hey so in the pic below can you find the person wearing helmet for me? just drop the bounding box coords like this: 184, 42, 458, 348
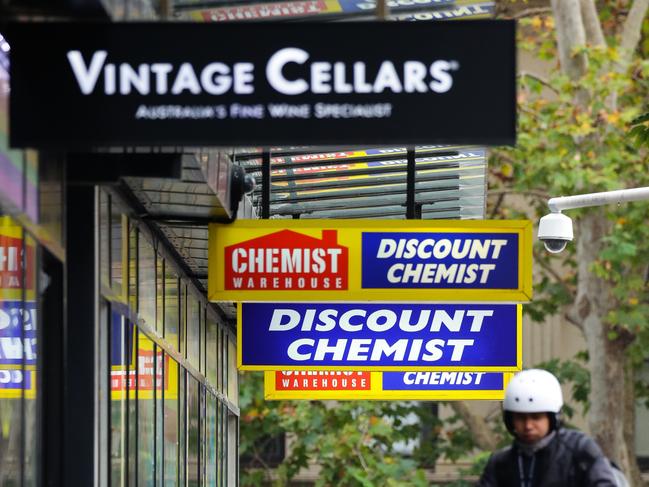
478, 369, 620, 486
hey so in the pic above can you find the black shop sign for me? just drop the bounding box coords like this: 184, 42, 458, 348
8, 21, 515, 148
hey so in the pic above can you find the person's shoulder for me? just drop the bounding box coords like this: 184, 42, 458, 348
557, 428, 604, 460
488, 444, 515, 464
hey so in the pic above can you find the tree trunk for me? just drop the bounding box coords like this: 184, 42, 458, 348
624, 363, 645, 487
576, 213, 634, 478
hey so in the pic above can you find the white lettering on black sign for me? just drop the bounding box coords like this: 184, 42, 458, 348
67, 48, 459, 97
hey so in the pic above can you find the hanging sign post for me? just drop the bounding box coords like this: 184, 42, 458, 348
209, 219, 533, 303
238, 302, 522, 371
264, 370, 512, 400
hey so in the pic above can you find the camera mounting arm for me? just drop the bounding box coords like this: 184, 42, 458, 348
548, 187, 649, 213
539, 186, 649, 253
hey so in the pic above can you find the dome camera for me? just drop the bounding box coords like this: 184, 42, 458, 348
538, 212, 573, 253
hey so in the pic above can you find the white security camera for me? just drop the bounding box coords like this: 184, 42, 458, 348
537, 212, 573, 253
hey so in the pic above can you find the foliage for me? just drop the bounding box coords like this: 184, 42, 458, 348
491, 11, 649, 375
239, 371, 496, 486
628, 111, 649, 147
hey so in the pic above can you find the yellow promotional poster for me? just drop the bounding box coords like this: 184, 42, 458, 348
0, 216, 36, 301
264, 370, 512, 401
111, 327, 178, 401
208, 219, 533, 303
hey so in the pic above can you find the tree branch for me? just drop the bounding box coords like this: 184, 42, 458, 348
518, 71, 560, 94
511, 7, 553, 19
489, 193, 505, 219
579, 0, 606, 47
564, 307, 584, 332
619, 0, 649, 69
487, 188, 550, 201
448, 401, 499, 451
533, 247, 577, 300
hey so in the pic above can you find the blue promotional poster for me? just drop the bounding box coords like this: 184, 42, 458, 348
239, 302, 522, 371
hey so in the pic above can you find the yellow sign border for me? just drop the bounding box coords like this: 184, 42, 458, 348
209, 219, 533, 303
238, 304, 523, 372
263, 371, 513, 401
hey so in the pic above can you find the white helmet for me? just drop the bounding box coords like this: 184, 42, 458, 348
503, 369, 563, 413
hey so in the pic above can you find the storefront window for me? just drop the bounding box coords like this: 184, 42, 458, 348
99, 191, 110, 288
111, 200, 123, 297
128, 223, 138, 312
178, 368, 186, 485
155, 350, 164, 485
138, 332, 156, 485
164, 357, 179, 486
187, 376, 200, 486
206, 317, 217, 388
228, 334, 238, 406
138, 236, 156, 329
0, 217, 37, 487
156, 258, 164, 335
187, 294, 200, 368
110, 312, 130, 486
164, 265, 179, 352
206, 393, 217, 486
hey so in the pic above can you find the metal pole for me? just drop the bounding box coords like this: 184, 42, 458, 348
406, 146, 416, 219
261, 150, 271, 219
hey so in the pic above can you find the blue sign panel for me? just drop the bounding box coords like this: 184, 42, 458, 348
382, 371, 503, 390
239, 302, 521, 371
361, 232, 519, 289
0, 369, 32, 390
338, 0, 454, 13
0, 301, 37, 366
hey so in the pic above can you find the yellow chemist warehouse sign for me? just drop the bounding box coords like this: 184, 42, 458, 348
208, 219, 532, 302
264, 370, 513, 401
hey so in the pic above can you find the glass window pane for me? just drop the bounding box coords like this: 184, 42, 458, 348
227, 335, 238, 406
111, 203, 123, 297
227, 412, 238, 487
178, 369, 186, 486
206, 318, 217, 388
128, 224, 138, 311
164, 357, 179, 486
206, 394, 217, 486
127, 325, 137, 486
187, 377, 200, 487
217, 326, 223, 393
0, 217, 29, 487
156, 350, 164, 486
23, 232, 38, 487
156, 258, 164, 335
200, 387, 206, 486
187, 294, 200, 367
138, 334, 156, 485
99, 190, 110, 288
110, 312, 129, 486
138, 235, 156, 328
180, 285, 187, 359
164, 266, 179, 352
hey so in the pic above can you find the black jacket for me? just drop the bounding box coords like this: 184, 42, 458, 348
478, 429, 618, 487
